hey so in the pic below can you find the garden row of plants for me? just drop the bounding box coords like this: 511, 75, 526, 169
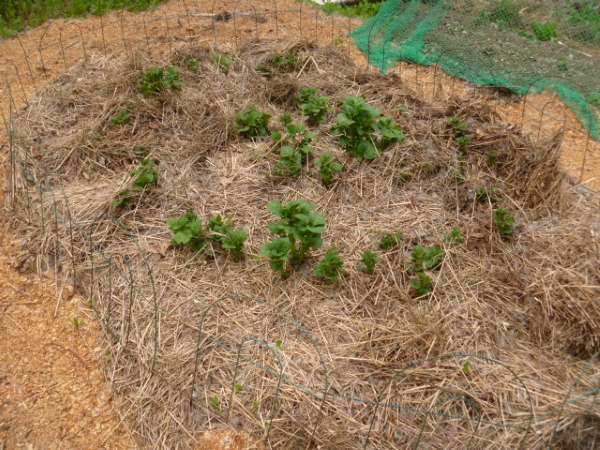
109, 59, 516, 297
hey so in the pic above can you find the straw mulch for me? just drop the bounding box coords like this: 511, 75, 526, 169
6, 40, 600, 449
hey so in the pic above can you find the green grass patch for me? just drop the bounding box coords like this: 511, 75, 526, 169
321, 0, 383, 19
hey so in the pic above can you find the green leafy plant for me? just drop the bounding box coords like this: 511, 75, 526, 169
322, 0, 382, 19
411, 245, 444, 272
275, 146, 303, 177
210, 395, 221, 411
532, 21, 557, 41
316, 152, 344, 187
272, 113, 315, 159
235, 106, 271, 138
234, 383, 244, 395
410, 272, 433, 297
256, 51, 299, 75
494, 208, 515, 236
213, 52, 233, 74
360, 250, 378, 275
314, 248, 344, 283
185, 56, 200, 73
475, 186, 496, 203
445, 227, 464, 245
379, 231, 404, 251
139, 65, 182, 96
113, 159, 158, 209
261, 200, 326, 275
462, 359, 473, 375
208, 215, 248, 260
296, 87, 330, 125
167, 209, 206, 252
72, 317, 85, 329
333, 96, 404, 161
448, 116, 469, 137
111, 109, 131, 125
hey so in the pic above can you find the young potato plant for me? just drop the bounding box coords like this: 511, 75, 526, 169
314, 248, 344, 283
379, 231, 404, 251
261, 200, 326, 276
256, 51, 299, 76
410, 272, 433, 297
445, 227, 464, 245
274, 146, 303, 178
139, 66, 182, 96
213, 52, 233, 74
208, 215, 249, 260
235, 106, 271, 138
360, 250, 378, 275
167, 209, 206, 252
333, 96, 404, 161
448, 116, 471, 153
411, 245, 445, 272
111, 109, 131, 126
272, 113, 315, 160
494, 208, 515, 237
296, 87, 330, 125
316, 152, 344, 187
113, 159, 158, 209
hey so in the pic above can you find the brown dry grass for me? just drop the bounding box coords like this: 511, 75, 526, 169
4, 38, 600, 449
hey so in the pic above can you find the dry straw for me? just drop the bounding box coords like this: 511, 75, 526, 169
4, 38, 600, 449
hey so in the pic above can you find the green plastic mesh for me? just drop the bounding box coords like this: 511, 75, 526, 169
351, 0, 600, 140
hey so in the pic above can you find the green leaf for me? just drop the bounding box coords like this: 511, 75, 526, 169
314, 248, 344, 283
360, 250, 378, 274
494, 208, 515, 237
445, 227, 464, 245
411, 272, 433, 297
235, 106, 271, 138
316, 152, 344, 187
411, 245, 444, 272
379, 232, 404, 251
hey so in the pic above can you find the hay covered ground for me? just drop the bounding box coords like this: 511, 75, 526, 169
7, 39, 600, 448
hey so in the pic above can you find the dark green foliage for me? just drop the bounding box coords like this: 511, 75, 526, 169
208, 215, 248, 260
448, 116, 469, 137
445, 227, 464, 245
185, 57, 200, 73
494, 208, 516, 236
112, 159, 157, 209
411, 245, 444, 272
213, 53, 233, 74
256, 51, 299, 75
532, 21, 557, 41
167, 210, 206, 252
479, 0, 522, 28
111, 109, 131, 125
235, 106, 271, 138
360, 250, 378, 275
275, 146, 303, 177
272, 113, 315, 159
333, 96, 404, 161
410, 272, 433, 297
316, 152, 344, 187
261, 200, 326, 275
322, 0, 382, 19
314, 248, 344, 283
139, 66, 182, 96
296, 87, 330, 125
379, 231, 404, 251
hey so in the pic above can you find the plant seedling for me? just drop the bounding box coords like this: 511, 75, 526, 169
208, 215, 248, 260
235, 106, 271, 138
213, 52, 233, 74
410, 272, 433, 297
360, 250, 378, 274
411, 245, 444, 272
112, 159, 158, 209
333, 96, 404, 161
272, 113, 315, 160
210, 395, 221, 412
494, 208, 515, 236
316, 152, 344, 187
186, 57, 200, 73
139, 66, 182, 96
296, 87, 330, 125
462, 359, 473, 375
475, 186, 495, 203
72, 317, 85, 329
111, 109, 131, 126
275, 146, 303, 177
532, 21, 557, 41
445, 227, 464, 245
234, 383, 244, 395
261, 200, 326, 275
314, 248, 344, 283
379, 231, 404, 251
167, 209, 206, 252
256, 51, 299, 76
448, 116, 469, 136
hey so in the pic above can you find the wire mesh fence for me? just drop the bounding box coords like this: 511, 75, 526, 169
1, 1, 600, 448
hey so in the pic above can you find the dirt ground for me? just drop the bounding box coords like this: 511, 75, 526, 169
0, 1, 598, 449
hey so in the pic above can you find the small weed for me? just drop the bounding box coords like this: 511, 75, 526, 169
360, 250, 378, 275
167, 209, 206, 252
316, 152, 344, 187
275, 146, 303, 177
213, 52, 233, 74
314, 248, 344, 283
234, 383, 244, 394
410, 272, 433, 297
322, 0, 382, 19
379, 231, 404, 251
296, 87, 330, 125
589, 92, 600, 108
445, 227, 464, 245
532, 21, 557, 41
494, 208, 515, 237
261, 200, 326, 276
411, 245, 444, 272
334, 36, 344, 46
252, 400, 261, 414
72, 317, 85, 329
448, 116, 469, 137
275, 339, 284, 350
475, 186, 495, 203
185, 57, 200, 73
479, 0, 522, 29
235, 106, 271, 138
210, 395, 221, 412
111, 109, 131, 125
113, 159, 158, 209
256, 51, 299, 76
139, 66, 182, 96
462, 359, 473, 375
333, 96, 404, 161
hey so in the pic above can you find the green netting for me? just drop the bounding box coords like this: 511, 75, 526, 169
351, 0, 600, 141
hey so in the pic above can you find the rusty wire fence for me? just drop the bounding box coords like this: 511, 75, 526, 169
1, 1, 600, 448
